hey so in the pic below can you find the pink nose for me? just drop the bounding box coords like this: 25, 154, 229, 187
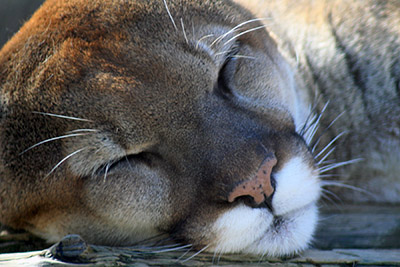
228, 155, 277, 204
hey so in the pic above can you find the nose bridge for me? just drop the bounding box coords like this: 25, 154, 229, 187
187, 122, 278, 205
165, 96, 280, 197
191, 103, 281, 203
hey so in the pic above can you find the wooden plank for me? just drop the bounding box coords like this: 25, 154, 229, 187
294, 249, 400, 265
314, 205, 400, 249
1, 245, 400, 266
1, 204, 400, 265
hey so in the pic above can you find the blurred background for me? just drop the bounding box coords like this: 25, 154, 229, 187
0, 0, 44, 47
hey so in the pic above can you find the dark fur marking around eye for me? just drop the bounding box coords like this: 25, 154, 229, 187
96, 152, 161, 176
214, 43, 241, 98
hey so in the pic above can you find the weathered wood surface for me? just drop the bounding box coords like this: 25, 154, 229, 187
1, 204, 400, 266
315, 204, 400, 249
1, 243, 400, 266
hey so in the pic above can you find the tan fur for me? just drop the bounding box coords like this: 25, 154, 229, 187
1, 0, 314, 251
235, 0, 400, 202
0, 0, 398, 256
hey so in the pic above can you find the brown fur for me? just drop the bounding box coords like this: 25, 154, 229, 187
2, 0, 398, 256
1, 0, 313, 251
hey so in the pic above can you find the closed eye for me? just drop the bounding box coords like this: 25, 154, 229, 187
96, 152, 162, 177
215, 43, 240, 98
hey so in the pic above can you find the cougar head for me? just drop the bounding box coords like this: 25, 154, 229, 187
0, 0, 320, 257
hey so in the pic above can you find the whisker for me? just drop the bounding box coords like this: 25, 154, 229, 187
260, 142, 269, 155
232, 55, 256, 60
304, 118, 319, 145
150, 243, 184, 249
212, 250, 218, 264
180, 18, 189, 44
304, 101, 330, 145
321, 180, 370, 194
32, 111, 92, 122
316, 147, 335, 165
215, 47, 240, 58
215, 50, 256, 60
125, 155, 135, 173
222, 25, 266, 46
94, 147, 103, 155
303, 100, 329, 138
177, 246, 193, 261
326, 110, 346, 129
259, 250, 267, 263
318, 214, 341, 222
217, 251, 223, 264
311, 111, 346, 152
214, 50, 232, 56
180, 244, 210, 263
321, 188, 342, 203
45, 147, 87, 177
318, 158, 362, 173
43, 74, 54, 84
299, 112, 317, 139
162, 0, 177, 31
212, 249, 223, 265
322, 180, 376, 200
66, 129, 99, 134
191, 19, 195, 38
319, 193, 339, 208
319, 173, 344, 178
103, 162, 111, 182
196, 34, 215, 50
294, 46, 300, 66
298, 97, 321, 136
319, 159, 337, 165
20, 133, 91, 155
314, 131, 346, 160
210, 18, 267, 47
152, 244, 192, 253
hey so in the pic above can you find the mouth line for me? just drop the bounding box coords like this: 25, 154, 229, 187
274, 199, 317, 217
272, 216, 284, 228
266, 201, 316, 232
242, 204, 312, 248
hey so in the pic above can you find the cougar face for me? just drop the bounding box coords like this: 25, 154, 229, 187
0, 0, 320, 257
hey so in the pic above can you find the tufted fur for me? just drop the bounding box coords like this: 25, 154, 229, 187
0, 0, 398, 258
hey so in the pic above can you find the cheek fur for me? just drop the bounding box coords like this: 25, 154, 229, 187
210, 204, 274, 253
273, 156, 320, 216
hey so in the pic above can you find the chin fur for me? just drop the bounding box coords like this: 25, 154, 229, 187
208, 157, 320, 257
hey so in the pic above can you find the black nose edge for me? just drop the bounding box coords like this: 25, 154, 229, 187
227, 156, 277, 212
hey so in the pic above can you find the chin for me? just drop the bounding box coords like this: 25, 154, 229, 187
208, 157, 320, 257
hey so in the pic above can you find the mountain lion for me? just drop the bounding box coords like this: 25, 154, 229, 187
1, 0, 399, 257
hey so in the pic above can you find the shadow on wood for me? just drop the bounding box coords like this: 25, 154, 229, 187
1, 204, 400, 266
